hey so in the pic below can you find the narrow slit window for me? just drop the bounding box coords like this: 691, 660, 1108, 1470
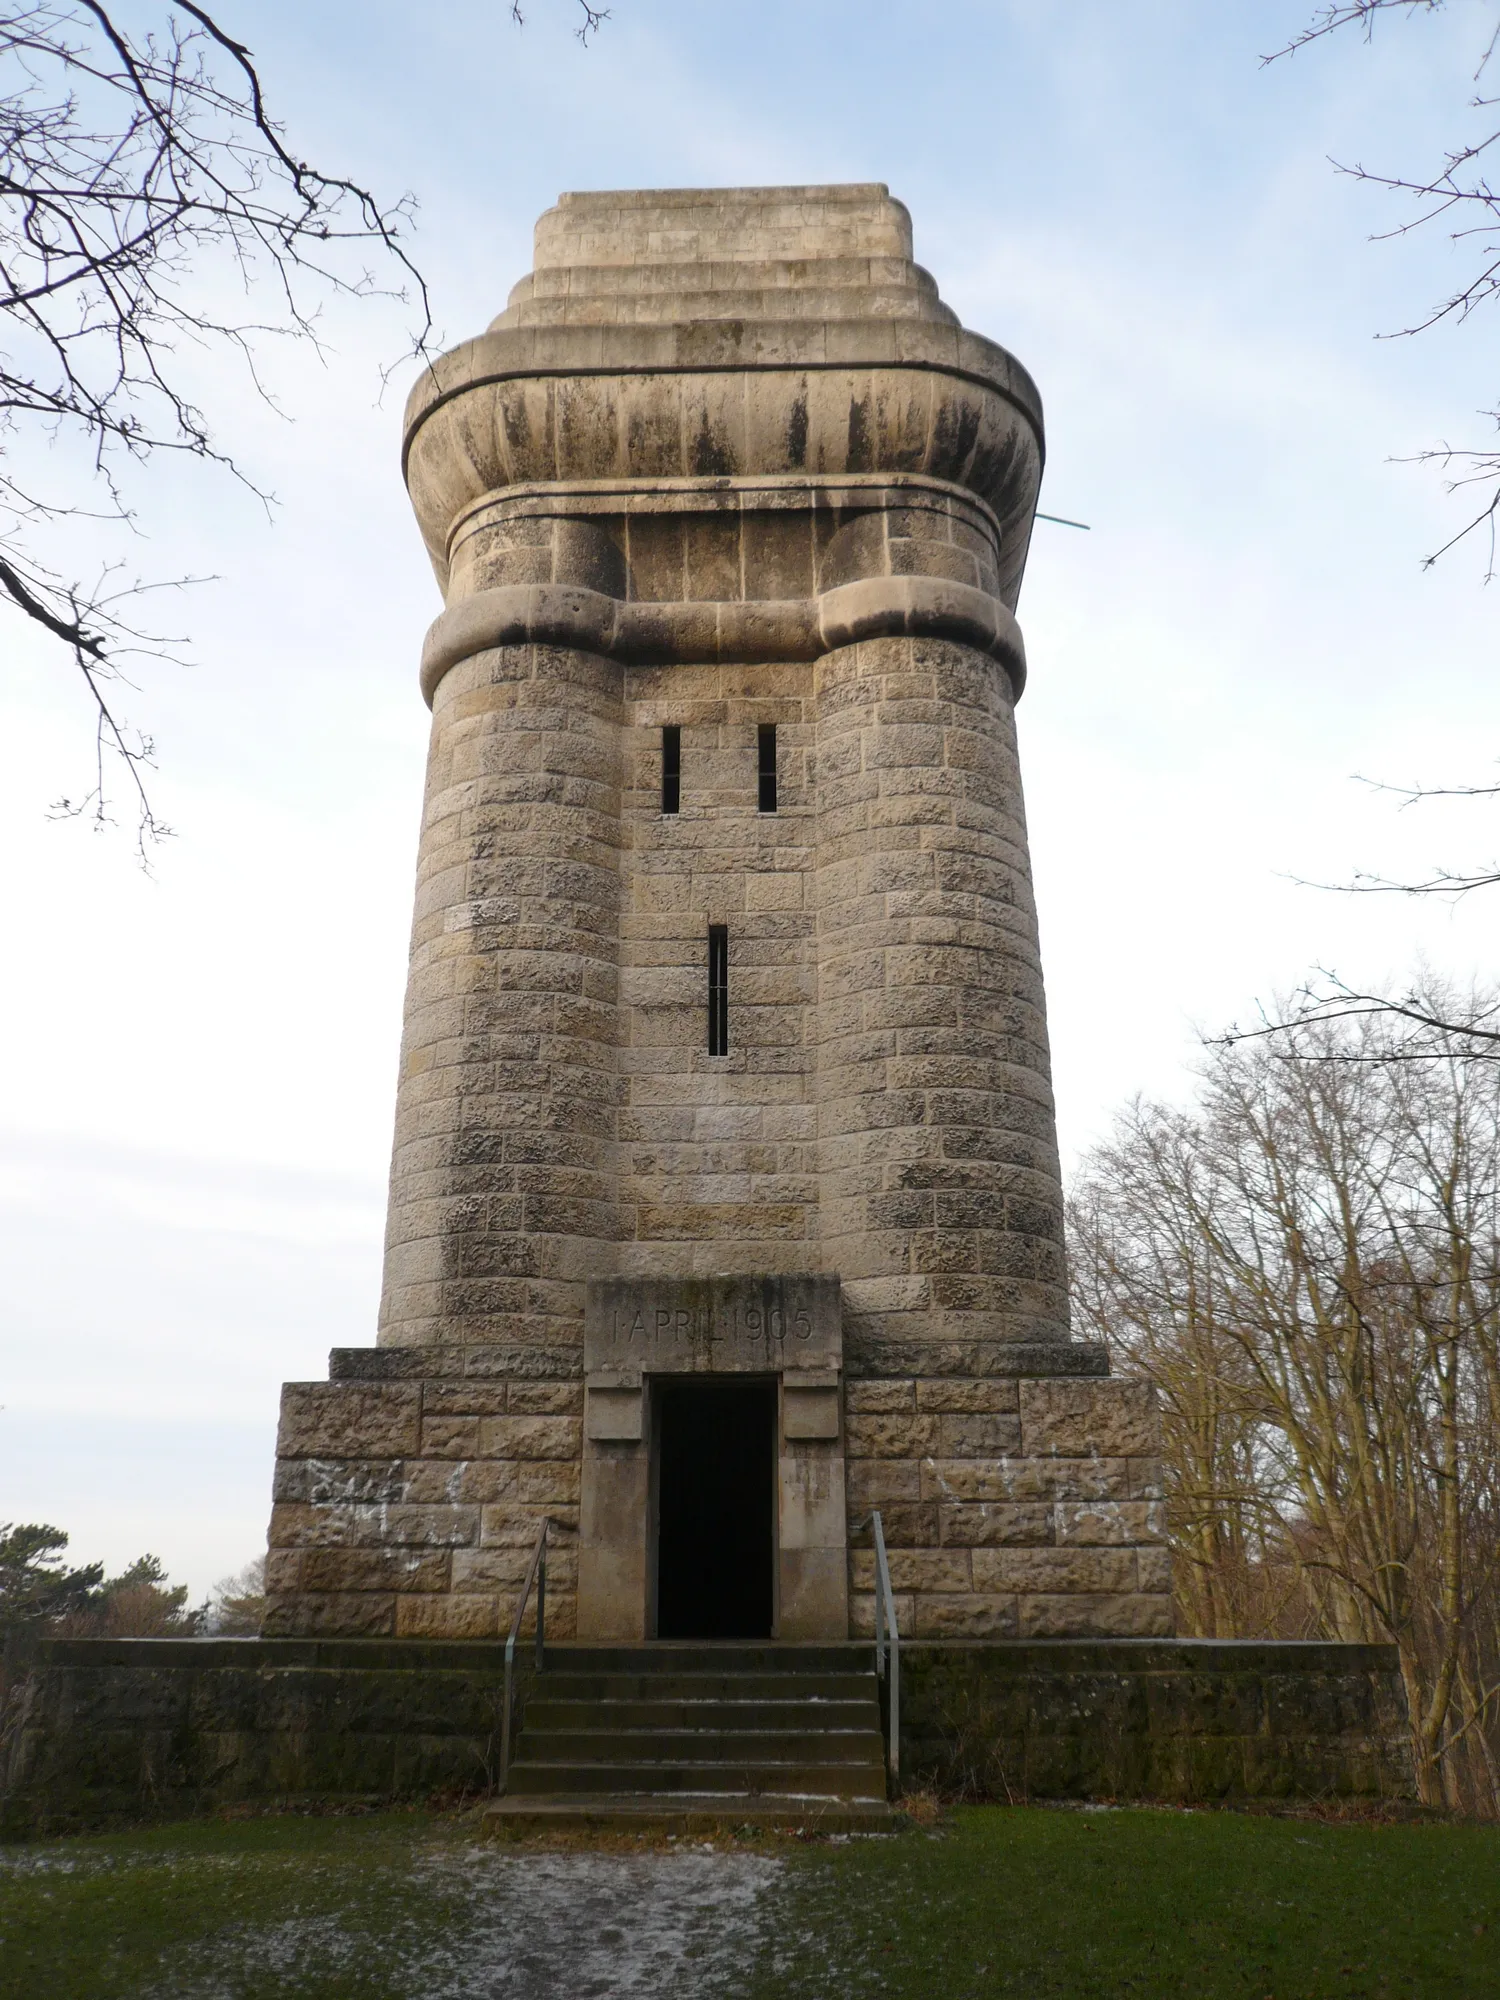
708, 924, 728, 1056
757, 722, 777, 813
661, 726, 681, 815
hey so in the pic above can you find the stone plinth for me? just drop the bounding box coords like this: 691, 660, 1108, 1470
262, 183, 1173, 1647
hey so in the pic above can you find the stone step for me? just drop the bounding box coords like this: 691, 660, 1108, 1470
531, 1672, 877, 1703
518, 1728, 886, 1764
503, 288, 950, 328
539, 1643, 873, 1673
522, 1697, 878, 1732
505, 1759, 887, 1799
483, 1794, 899, 1836
536, 1680, 880, 1712
499, 1645, 891, 1821
515, 255, 940, 298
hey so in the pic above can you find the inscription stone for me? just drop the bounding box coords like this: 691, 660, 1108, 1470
585, 1276, 841, 1382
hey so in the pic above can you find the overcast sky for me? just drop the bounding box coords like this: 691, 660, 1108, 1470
3, 0, 1497, 1597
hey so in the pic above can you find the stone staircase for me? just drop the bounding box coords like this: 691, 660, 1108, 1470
483, 1643, 894, 1833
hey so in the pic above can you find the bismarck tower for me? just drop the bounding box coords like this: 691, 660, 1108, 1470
264, 186, 1171, 1645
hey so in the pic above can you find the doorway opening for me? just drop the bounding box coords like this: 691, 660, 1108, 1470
654, 1377, 776, 1639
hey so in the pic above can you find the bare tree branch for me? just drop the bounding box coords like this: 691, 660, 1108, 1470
1281, 770, 1500, 908
1268, 4, 1500, 573
1217, 976, 1500, 1058
1268, 3, 1469, 71
510, 0, 609, 45
0, 0, 448, 849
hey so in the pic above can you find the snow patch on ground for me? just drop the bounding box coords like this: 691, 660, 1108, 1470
404, 1848, 785, 1998
143, 1846, 786, 1999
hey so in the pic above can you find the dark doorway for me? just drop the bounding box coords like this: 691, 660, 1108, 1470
655, 1378, 776, 1639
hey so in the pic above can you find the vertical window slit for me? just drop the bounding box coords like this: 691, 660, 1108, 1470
757, 722, 777, 813
708, 924, 728, 1056
661, 725, 681, 815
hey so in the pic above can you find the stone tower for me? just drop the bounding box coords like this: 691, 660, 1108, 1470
265, 186, 1170, 1644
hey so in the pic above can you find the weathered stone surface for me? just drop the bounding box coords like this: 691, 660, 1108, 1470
271, 1459, 407, 1506
474, 1503, 579, 1548
936, 1414, 1024, 1457
937, 1502, 1054, 1547
259, 184, 1173, 1647
271, 1549, 450, 1594
845, 1413, 941, 1459
1055, 1499, 1166, 1546
507, 1383, 584, 1416
898, 1639, 1414, 1804
585, 1274, 841, 1377
269, 1503, 479, 1551
916, 1379, 1021, 1414
477, 1415, 581, 1461
331, 1345, 584, 1382
851, 1549, 971, 1594
277, 1384, 421, 1459
919, 1456, 1133, 1503
420, 1415, 481, 1458
261, 1592, 396, 1638
846, 1379, 916, 1414
1020, 1380, 1161, 1458
1137, 1545, 1175, 1593
972, 1547, 1139, 1595
846, 1459, 921, 1506
0, 1637, 1412, 1834
1017, 1592, 1174, 1639
392, 1594, 500, 1641
913, 1594, 1020, 1640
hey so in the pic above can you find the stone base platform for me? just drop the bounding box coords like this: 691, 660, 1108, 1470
1, 1635, 1412, 1834
265, 1331, 1175, 1646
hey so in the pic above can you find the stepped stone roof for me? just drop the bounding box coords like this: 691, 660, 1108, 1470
492, 184, 960, 331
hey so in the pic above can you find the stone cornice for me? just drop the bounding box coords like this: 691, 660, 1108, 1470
401, 318, 1045, 473
419, 574, 1028, 705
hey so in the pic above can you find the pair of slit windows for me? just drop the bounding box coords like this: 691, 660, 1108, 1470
660, 725, 777, 815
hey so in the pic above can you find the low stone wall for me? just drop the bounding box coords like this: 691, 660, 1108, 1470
899, 1639, 1414, 1802
0, 1637, 531, 1836
1, 1635, 1411, 1834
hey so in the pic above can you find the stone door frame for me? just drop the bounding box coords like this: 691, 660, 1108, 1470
577, 1276, 849, 1641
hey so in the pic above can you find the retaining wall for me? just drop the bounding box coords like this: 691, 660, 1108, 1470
1, 1635, 1411, 1835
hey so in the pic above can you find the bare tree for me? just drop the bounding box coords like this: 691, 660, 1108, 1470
1250, 11, 1500, 1044
206, 1552, 264, 1633
0, 1, 606, 852
1272, 2, 1500, 573
1072, 1000, 1500, 1812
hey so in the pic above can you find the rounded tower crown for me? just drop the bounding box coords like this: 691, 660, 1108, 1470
402, 183, 1044, 614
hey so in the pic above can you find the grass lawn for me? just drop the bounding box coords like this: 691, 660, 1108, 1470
0, 1804, 1497, 1999
768, 1806, 1500, 1999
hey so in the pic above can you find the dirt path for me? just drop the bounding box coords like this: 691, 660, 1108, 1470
143, 1845, 787, 1999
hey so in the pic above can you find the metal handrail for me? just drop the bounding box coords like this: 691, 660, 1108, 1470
868, 1509, 900, 1790
498, 1519, 550, 1796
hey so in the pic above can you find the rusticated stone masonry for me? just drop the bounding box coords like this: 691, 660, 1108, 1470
263, 184, 1173, 1646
